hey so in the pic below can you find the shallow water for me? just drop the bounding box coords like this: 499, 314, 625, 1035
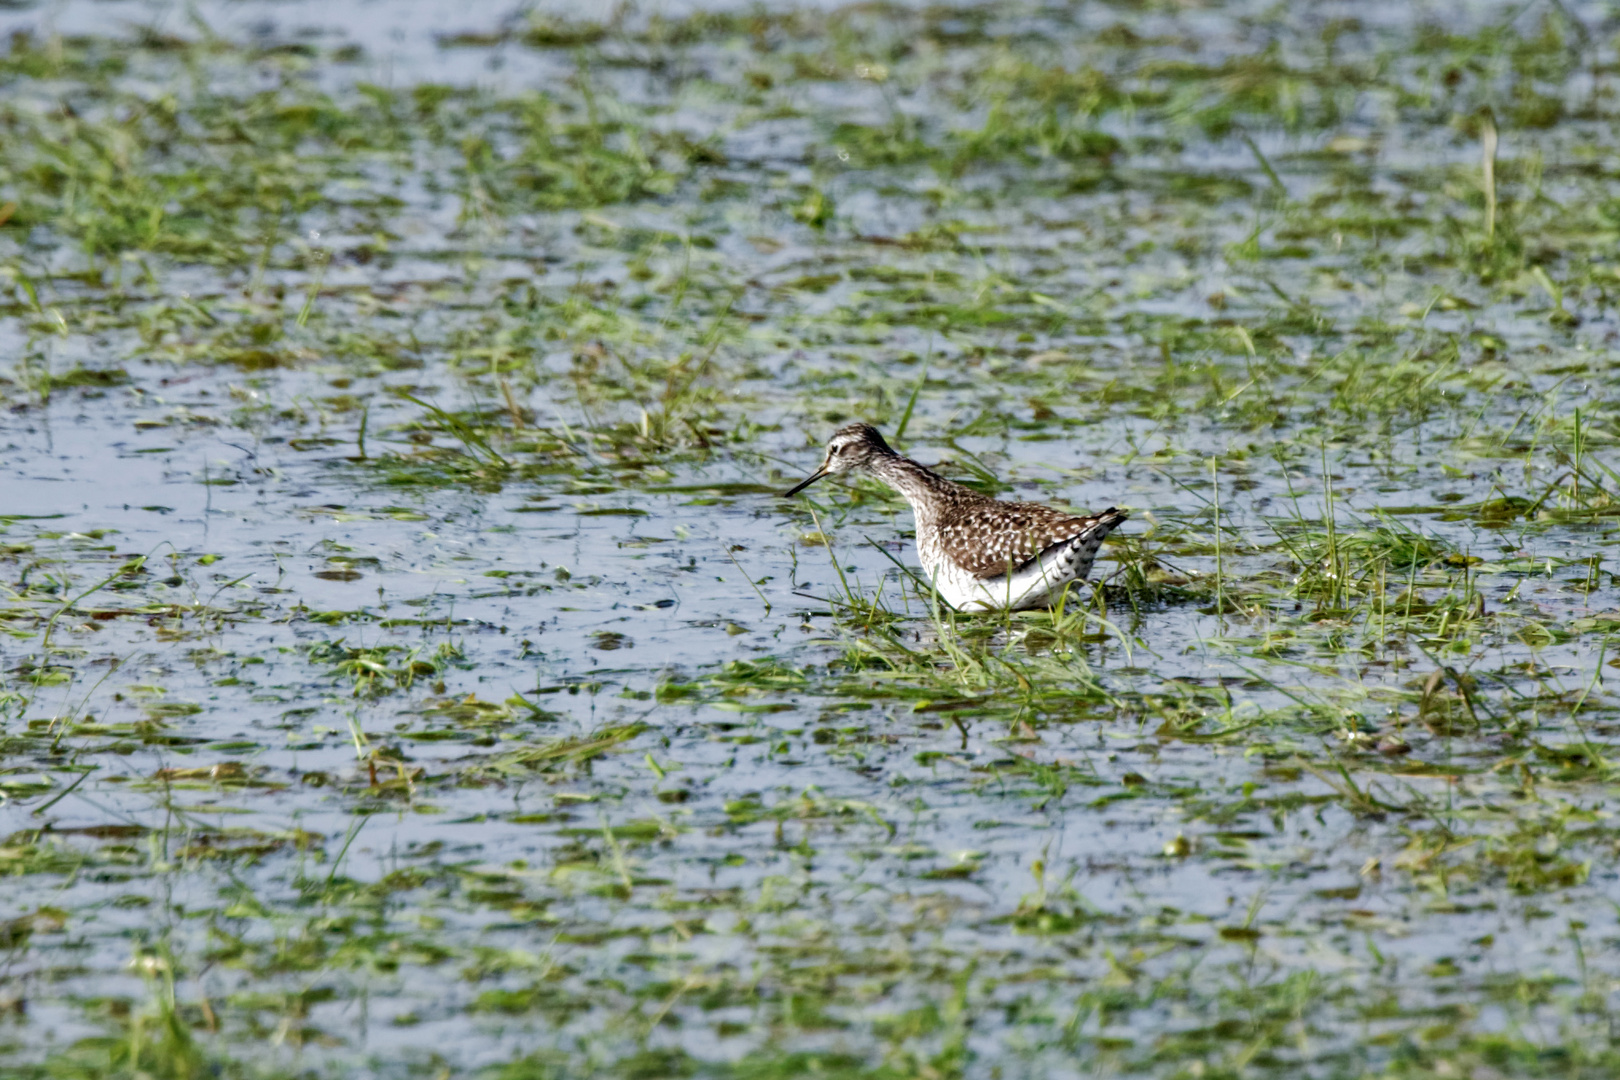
3, 1, 1620, 1077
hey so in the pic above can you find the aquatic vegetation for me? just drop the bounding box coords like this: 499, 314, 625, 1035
3, 2, 1620, 1078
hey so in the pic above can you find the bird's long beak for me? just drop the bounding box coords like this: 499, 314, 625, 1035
782, 465, 829, 497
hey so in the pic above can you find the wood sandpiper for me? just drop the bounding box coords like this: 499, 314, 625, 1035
783, 423, 1127, 611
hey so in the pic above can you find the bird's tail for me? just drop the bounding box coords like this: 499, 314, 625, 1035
1093, 506, 1129, 533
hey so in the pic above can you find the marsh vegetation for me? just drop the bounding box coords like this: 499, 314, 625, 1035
3, 1, 1620, 1077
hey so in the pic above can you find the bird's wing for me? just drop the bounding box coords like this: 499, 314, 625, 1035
938, 503, 1124, 580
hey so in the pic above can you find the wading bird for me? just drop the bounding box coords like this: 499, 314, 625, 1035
783, 424, 1127, 611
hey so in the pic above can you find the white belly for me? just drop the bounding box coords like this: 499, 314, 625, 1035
918, 527, 1112, 612
925, 554, 1087, 612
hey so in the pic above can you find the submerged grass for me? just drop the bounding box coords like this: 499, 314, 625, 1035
4, 2, 1620, 1078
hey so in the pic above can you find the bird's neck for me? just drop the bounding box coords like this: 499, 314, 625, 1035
865, 454, 976, 523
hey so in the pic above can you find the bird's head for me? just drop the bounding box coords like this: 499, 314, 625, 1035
782, 423, 895, 496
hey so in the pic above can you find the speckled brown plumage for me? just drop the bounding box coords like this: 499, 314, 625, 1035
783, 423, 1128, 610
